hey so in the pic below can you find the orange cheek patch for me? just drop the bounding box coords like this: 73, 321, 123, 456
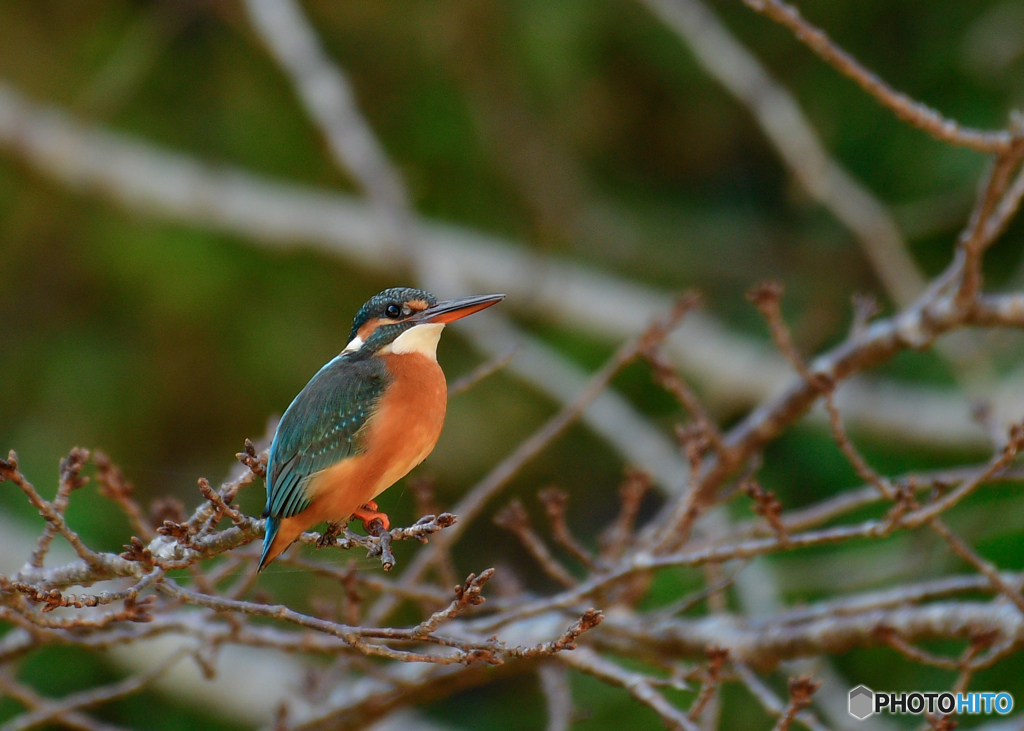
357, 318, 385, 341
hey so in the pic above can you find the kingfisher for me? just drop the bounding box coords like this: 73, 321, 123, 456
258, 287, 504, 571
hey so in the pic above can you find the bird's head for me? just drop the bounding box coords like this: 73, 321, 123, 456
343, 287, 504, 359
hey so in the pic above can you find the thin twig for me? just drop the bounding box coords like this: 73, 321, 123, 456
495, 500, 577, 588
558, 646, 701, 731
741, 0, 1013, 153
687, 648, 727, 722
0, 650, 188, 731
771, 677, 821, 731
538, 488, 599, 571
448, 346, 520, 397
30, 448, 90, 569
733, 663, 829, 731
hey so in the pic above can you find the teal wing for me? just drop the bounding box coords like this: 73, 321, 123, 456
264, 355, 391, 519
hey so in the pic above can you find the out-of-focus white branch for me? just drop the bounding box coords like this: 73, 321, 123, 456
243, 0, 412, 257
0, 80, 1001, 447
639, 0, 924, 307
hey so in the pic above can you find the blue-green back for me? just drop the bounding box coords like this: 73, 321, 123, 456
264, 354, 391, 519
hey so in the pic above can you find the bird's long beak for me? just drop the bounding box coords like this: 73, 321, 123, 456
414, 293, 505, 324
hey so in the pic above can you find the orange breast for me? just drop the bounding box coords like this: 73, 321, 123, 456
304, 351, 447, 522
260, 352, 448, 566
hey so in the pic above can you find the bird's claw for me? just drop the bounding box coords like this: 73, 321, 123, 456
353, 501, 390, 532
317, 523, 343, 548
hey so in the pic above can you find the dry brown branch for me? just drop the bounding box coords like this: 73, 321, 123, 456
235, 438, 267, 479
2, 572, 161, 614
93, 451, 151, 543
448, 347, 520, 398
1, 444, 607, 683
559, 646, 701, 731
756, 463, 1024, 538
471, 512, 1022, 636
2, 452, 117, 575
640, 0, 926, 308
594, 600, 1023, 670
901, 423, 1024, 527
599, 469, 652, 562
410, 570, 495, 638
28, 448, 90, 569
0, 671, 134, 731
740, 0, 1013, 153
955, 131, 1024, 310
733, 663, 830, 731
538, 487, 599, 571
687, 648, 728, 722
495, 500, 577, 588
771, 677, 821, 731
654, 564, 746, 619
652, 282, 1024, 553
642, 346, 726, 458
927, 518, 1024, 616
874, 626, 962, 671
742, 479, 788, 545
195, 477, 246, 527
765, 572, 1023, 627
823, 393, 894, 500
746, 282, 831, 393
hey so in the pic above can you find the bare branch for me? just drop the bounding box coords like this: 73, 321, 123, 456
740, 0, 1013, 153
687, 648, 728, 722
771, 677, 821, 731
538, 662, 574, 731
559, 646, 701, 731
538, 488, 599, 571
242, 0, 412, 254
29, 448, 90, 569
0, 650, 187, 731
411, 570, 495, 638
368, 296, 698, 624
0, 79, 1008, 449
640, 0, 927, 307
448, 347, 520, 398
495, 500, 577, 588
733, 663, 830, 731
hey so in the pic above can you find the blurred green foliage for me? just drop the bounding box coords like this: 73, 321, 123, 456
2, 0, 1024, 728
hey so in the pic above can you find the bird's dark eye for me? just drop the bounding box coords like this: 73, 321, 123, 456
385, 303, 402, 319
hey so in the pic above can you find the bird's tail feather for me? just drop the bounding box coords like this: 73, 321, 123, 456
258, 516, 279, 573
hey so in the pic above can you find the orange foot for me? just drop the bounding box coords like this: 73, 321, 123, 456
352, 501, 390, 532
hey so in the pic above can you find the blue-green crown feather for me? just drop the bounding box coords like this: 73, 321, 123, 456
348, 287, 437, 344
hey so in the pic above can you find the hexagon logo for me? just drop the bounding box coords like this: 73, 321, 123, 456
849, 685, 874, 720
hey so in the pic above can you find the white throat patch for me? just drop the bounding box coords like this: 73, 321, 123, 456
342, 335, 364, 354
383, 323, 445, 360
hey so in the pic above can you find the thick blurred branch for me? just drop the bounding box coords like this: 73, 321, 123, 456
640, 0, 925, 307
0, 80, 1004, 448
